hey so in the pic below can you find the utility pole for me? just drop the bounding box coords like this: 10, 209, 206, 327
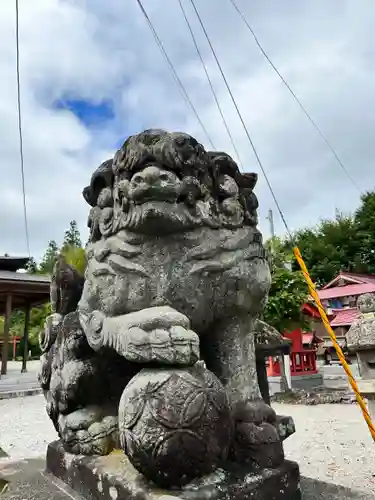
266, 208, 292, 391
266, 209, 275, 264
267, 208, 275, 239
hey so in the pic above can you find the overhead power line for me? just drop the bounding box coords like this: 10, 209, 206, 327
15, 0, 31, 258
188, 0, 292, 237
228, 0, 361, 194
138, 0, 374, 444
135, 0, 215, 149
177, 0, 243, 167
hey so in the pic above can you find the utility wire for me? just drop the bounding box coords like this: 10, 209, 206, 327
188, 0, 292, 237
177, 0, 243, 168
181, 0, 374, 443
15, 0, 31, 258
228, 0, 361, 194
135, 0, 215, 149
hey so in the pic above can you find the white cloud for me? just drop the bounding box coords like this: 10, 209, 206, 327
1, 0, 375, 261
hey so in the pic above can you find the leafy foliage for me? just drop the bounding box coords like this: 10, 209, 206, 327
25, 257, 38, 274
354, 191, 375, 274
39, 239, 59, 276
61, 244, 87, 276
264, 237, 309, 332
1, 220, 85, 359
63, 220, 82, 249
283, 193, 375, 286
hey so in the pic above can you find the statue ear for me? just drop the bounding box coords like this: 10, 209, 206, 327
240, 173, 258, 191
82, 186, 95, 207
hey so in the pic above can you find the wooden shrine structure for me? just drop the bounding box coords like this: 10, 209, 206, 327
266, 328, 322, 378
0, 256, 50, 376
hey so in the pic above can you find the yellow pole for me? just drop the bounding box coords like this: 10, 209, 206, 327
293, 246, 375, 441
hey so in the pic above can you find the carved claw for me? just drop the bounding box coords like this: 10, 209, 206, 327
230, 400, 284, 468
80, 306, 200, 366
58, 406, 119, 455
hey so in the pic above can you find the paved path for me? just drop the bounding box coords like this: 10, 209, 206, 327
0, 361, 40, 398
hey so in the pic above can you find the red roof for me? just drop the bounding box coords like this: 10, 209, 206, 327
318, 283, 375, 300
330, 308, 360, 327
302, 333, 314, 344
321, 272, 375, 290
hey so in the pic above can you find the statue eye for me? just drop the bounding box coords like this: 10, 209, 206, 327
159, 173, 169, 182
132, 175, 143, 184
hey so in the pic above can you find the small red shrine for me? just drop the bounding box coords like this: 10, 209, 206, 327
0, 335, 22, 361
266, 328, 322, 377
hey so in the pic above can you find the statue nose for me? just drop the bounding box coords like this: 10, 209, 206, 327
140, 166, 162, 185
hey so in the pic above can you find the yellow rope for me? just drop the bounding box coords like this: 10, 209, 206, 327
293, 246, 375, 442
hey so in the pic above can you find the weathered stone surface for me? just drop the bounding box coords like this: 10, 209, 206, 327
80, 305, 200, 365
2, 458, 374, 500
274, 415, 296, 441
118, 364, 233, 487
347, 293, 375, 351
346, 292, 375, 419
46, 440, 301, 500
50, 255, 85, 316
40, 129, 298, 490
38, 311, 136, 455
253, 320, 290, 350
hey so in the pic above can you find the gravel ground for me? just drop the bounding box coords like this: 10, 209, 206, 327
0, 395, 58, 460
0, 395, 374, 493
273, 402, 375, 494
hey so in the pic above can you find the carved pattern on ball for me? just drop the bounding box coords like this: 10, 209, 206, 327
118, 365, 233, 487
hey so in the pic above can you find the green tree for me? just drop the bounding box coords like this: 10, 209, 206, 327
61, 244, 87, 276
3, 223, 87, 361
288, 212, 366, 286
263, 237, 309, 332
354, 191, 375, 274
39, 240, 59, 275
10, 304, 51, 358
25, 257, 38, 274
63, 220, 82, 249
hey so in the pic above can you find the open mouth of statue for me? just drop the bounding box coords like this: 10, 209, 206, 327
131, 188, 180, 206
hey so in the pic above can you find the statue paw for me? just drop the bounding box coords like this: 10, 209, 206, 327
58, 406, 119, 455
123, 320, 200, 365
230, 400, 284, 468
84, 306, 200, 366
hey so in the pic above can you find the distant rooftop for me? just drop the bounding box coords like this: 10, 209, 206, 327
0, 270, 50, 283
317, 271, 375, 300
330, 308, 360, 327
0, 256, 50, 313
321, 271, 375, 290
318, 282, 375, 300
0, 256, 29, 273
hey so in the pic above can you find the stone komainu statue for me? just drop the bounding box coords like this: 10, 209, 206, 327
39, 129, 293, 488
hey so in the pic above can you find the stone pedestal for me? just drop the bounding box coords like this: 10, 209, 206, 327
46, 440, 301, 500
357, 379, 375, 420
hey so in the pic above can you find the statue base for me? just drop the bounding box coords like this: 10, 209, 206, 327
46, 440, 301, 500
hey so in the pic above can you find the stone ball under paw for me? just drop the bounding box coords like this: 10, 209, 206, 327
118, 363, 233, 488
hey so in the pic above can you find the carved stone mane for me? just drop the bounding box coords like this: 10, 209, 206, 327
83, 130, 260, 242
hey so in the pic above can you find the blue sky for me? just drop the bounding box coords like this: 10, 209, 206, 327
54, 99, 115, 128
1, 0, 375, 260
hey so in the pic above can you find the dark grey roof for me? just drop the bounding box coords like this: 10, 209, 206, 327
0, 256, 29, 272
0, 270, 50, 283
